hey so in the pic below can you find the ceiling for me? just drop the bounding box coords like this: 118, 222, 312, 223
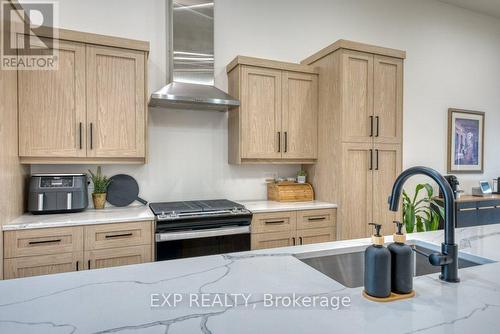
437, 0, 500, 19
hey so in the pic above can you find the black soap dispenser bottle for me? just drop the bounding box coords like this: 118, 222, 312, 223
364, 223, 391, 298
388, 221, 414, 294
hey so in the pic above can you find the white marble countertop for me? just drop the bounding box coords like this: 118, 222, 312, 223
236, 200, 337, 213
2, 206, 155, 231
0, 224, 499, 333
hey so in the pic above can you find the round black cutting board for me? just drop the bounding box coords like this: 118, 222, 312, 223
106, 174, 147, 207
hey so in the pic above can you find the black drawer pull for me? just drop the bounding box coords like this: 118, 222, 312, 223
28, 239, 62, 245
105, 233, 133, 239
265, 220, 285, 224
308, 217, 326, 221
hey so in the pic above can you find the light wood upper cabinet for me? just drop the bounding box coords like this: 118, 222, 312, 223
240, 66, 282, 159
86, 46, 146, 158
373, 56, 403, 144
17, 29, 149, 164
302, 40, 405, 241
18, 39, 86, 158
227, 56, 318, 164
282, 71, 318, 159
341, 50, 374, 143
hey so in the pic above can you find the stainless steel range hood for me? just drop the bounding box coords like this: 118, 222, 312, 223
149, 0, 239, 111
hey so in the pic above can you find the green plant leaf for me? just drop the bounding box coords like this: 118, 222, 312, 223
416, 216, 425, 232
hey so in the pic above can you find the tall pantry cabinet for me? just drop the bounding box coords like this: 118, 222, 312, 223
301, 40, 405, 240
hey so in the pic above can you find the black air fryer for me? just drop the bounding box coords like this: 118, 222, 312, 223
439, 175, 459, 198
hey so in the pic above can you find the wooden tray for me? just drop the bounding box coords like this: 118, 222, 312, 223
362, 290, 415, 302
267, 182, 314, 202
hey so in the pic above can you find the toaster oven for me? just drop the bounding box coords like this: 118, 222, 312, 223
28, 174, 88, 214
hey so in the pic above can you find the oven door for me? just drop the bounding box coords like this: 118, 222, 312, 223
155, 225, 250, 261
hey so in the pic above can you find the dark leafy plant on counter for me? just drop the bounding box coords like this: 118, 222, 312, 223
402, 183, 444, 233
88, 166, 111, 194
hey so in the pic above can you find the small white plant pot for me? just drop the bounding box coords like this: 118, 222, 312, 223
297, 175, 306, 184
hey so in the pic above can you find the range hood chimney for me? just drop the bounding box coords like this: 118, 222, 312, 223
149, 0, 239, 111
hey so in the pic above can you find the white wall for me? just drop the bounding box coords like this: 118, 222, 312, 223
32, 0, 500, 200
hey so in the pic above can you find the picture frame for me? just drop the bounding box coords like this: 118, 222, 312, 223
447, 108, 485, 174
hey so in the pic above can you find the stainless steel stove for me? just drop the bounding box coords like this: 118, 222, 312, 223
149, 200, 252, 261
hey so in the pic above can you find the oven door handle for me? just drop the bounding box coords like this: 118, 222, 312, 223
156, 225, 250, 242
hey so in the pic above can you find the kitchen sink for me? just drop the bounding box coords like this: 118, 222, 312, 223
296, 241, 494, 288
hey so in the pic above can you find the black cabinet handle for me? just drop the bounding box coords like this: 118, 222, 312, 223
105, 233, 133, 239
375, 116, 380, 137
308, 217, 326, 221
88, 259, 91, 269
284, 132, 288, 153
76, 260, 79, 271
28, 239, 62, 245
79, 122, 83, 149
369, 149, 373, 170
277, 132, 281, 153
265, 220, 285, 225
90, 123, 93, 150
375, 149, 379, 170
369, 116, 374, 137
299, 237, 303, 245
292, 237, 296, 245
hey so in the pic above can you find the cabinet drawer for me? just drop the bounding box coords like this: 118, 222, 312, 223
4, 227, 83, 258
251, 211, 296, 233
251, 231, 295, 250
85, 245, 152, 270
4, 252, 83, 279
84, 221, 152, 250
296, 227, 335, 245
297, 209, 336, 230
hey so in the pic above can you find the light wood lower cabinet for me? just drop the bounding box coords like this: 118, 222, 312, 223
85, 245, 151, 270
3, 221, 153, 279
251, 209, 336, 250
4, 252, 83, 279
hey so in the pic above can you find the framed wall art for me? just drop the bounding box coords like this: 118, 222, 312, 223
447, 108, 485, 173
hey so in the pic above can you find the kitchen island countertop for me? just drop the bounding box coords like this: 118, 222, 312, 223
0, 224, 499, 333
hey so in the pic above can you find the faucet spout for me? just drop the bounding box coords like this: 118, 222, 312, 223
388, 166, 459, 283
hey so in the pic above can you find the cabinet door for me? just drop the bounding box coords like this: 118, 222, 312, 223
372, 144, 402, 235
18, 38, 86, 157
282, 71, 318, 159
85, 245, 152, 270
373, 56, 403, 144
340, 143, 373, 240
86, 46, 146, 158
341, 50, 374, 143
251, 231, 295, 250
4, 252, 83, 279
240, 66, 282, 159
297, 227, 335, 245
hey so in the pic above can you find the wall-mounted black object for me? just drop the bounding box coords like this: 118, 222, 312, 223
388, 166, 459, 283
106, 174, 147, 207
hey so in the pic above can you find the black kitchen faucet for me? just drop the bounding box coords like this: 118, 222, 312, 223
388, 166, 459, 283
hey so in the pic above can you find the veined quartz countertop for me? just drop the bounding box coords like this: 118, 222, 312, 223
236, 200, 337, 213
2, 206, 154, 231
0, 224, 499, 333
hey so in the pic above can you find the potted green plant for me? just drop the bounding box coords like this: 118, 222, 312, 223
297, 169, 307, 183
402, 183, 444, 233
88, 167, 111, 209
